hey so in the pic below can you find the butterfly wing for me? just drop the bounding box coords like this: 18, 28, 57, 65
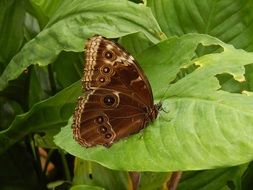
72, 36, 156, 147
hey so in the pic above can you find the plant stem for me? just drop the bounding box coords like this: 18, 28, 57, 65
167, 171, 182, 190
59, 150, 71, 181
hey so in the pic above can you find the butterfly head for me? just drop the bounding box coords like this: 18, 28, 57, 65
147, 103, 161, 122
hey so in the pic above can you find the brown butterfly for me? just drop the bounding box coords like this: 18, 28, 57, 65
72, 35, 160, 147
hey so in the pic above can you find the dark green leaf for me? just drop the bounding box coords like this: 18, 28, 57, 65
138, 172, 169, 190
52, 51, 83, 88
28, 66, 52, 108
0, 98, 23, 130
0, 81, 81, 154
242, 162, 253, 189
73, 159, 128, 190
0, 0, 25, 65
178, 165, 247, 190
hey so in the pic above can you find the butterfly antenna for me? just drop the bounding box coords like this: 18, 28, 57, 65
156, 84, 171, 113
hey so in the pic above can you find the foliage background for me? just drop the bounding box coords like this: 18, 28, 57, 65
0, 0, 253, 189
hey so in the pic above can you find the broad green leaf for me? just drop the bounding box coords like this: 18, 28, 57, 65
119, 32, 155, 57
25, 0, 63, 28
0, 0, 162, 91
73, 159, 128, 190
0, 0, 25, 65
147, 0, 253, 51
55, 34, 253, 171
178, 165, 247, 190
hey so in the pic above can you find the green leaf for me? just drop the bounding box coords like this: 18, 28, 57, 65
242, 162, 253, 189
70, 185, 105, 190
0, 97, 23, 130
245, 64, 253, 91
138, 172, 169, 190
216, 73, 247, 93
52, 51, 83, 88
73, 159, 128, 190
0, 0, 161, 91
147, 0, 253, 51
28, 66, 51, 108
118, 32, 155, 57
25, 0, 63, 28
55, 34, 253, 171
178, 165, 247, 190
0, 0, 25, 65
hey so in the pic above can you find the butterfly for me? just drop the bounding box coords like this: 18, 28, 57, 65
72, 35, 160, 147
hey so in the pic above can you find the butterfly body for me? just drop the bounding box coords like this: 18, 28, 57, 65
72, 35, 158, 147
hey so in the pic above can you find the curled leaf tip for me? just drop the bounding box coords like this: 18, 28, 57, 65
234, 75, 245, 82
241, 90, 252, 96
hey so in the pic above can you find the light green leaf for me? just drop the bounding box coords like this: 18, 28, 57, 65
0, 0, 161, 91
55, 34, 253, 171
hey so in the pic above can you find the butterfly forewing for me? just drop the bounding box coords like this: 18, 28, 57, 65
72, 35, 158, 147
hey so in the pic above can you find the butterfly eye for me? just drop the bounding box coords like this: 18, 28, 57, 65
100, 65, 114, 75
97, 76, 110, 85
103, 66, 110, 73
103, 50, 115, 60
98, 126, 107, 134
103, 95, 115, 106
105, 133, 112, 139
105, 51, 113, 59
95, 116, 104, 124
99, 77, 105, 83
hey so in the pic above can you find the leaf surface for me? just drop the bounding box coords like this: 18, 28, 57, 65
147, 0, 253, 51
